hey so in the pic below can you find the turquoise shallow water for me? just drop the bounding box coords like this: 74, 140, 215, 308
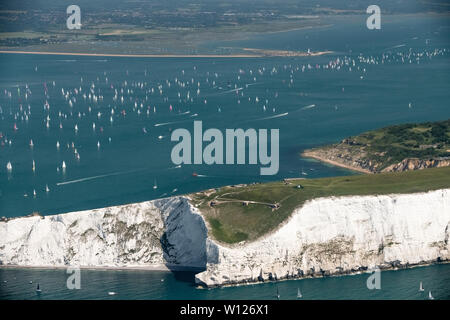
1, 264, 449, 300
0, 14, 449, 299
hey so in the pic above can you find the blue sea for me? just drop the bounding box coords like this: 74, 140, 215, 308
0, 14, 449, 299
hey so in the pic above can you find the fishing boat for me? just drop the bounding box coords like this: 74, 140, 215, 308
192, 172, 198, 177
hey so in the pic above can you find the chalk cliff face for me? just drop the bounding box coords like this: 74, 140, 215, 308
0, 197, 207, 270
195, 189, 450, 287
1, 190, 449, 288
382, 158, 450, 172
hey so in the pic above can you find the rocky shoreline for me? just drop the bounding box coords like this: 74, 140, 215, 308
302, 147, 450, 174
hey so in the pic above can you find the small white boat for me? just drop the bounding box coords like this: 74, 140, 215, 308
32, 160, 36, 172
108, 291, 116, 296
62, 161, 67, 171
297, 288, 302, 299
428, 291, 434, 300
45, 184, 50, 193
6, 161, 12, 172
153, 179, 158, 190
419, 281, 424, 292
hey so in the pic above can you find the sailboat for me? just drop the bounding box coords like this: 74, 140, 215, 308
297, 288, 302, 299
419, 282, 424, 292
36, 283, 42, 293
428, 291, 434, 300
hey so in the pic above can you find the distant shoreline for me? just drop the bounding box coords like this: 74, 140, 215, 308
0, 50, 261, 58
0, 49, 333, 58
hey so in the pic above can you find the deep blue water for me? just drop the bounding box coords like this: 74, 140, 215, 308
1, 264, 449, 300
0, 14, 449, 299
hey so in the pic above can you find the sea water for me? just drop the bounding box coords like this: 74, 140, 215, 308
0, 264, 449, 300
0, 14, 449, 299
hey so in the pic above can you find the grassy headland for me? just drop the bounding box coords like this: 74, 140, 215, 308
190, 166, 450, 244
303, 119, 450, 173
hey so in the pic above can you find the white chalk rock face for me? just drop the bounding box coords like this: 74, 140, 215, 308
195, 189, 450, 287
0, 197, 207, 270
1, 189, 449, 287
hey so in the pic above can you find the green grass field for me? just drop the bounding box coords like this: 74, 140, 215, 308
190, 166, 450, 244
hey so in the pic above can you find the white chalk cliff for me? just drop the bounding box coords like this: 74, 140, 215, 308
1, 189, 449, 287
0, 197, 207, 270
195, 189, 450, 287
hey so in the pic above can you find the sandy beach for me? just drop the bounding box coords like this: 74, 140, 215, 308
0, 50, 263, 58
0, 49, 333, 58
301, 151, 372, 174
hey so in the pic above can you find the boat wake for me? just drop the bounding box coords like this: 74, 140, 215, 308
56, 169, 144, 186
247, 112, 289, 122
300, 104, 316, 110
154, 119, 189, 127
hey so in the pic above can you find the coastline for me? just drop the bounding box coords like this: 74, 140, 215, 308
0, 264, 204, 273
195, 188, 450, 287
198, 259, 450, 289
0, 49, 333, 58
0, 50, 262, 58
301, 150, 372, 174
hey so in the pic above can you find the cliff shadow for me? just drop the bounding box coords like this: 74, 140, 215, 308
158, 197, 208, 283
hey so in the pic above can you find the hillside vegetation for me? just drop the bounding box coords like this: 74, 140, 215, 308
190, 166, 450, 244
